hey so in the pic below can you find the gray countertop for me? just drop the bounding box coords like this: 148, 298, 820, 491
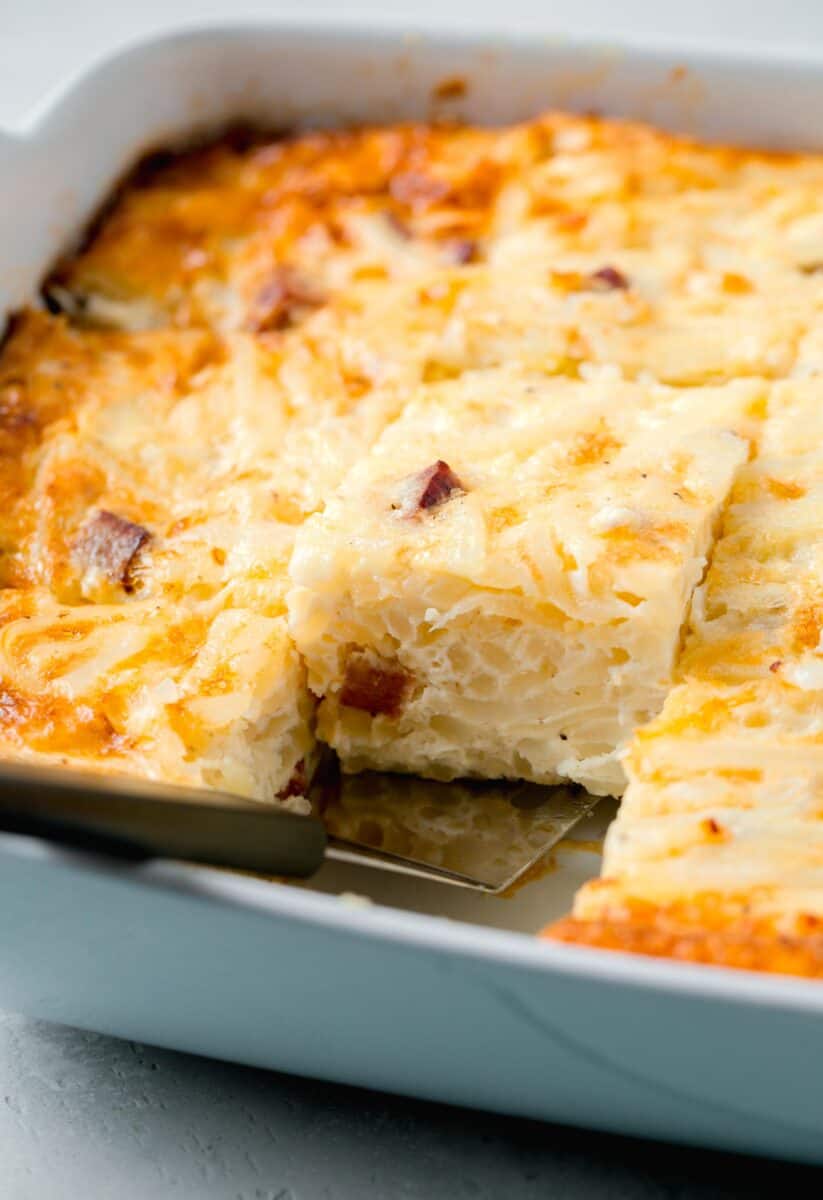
2, 3, 822, 1195
0, 1010, 817, 1199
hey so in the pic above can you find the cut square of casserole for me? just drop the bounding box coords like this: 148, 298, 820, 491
0, 587, 313, 805
0, 311, 321, 803
549, 379, 823, 974
288, 367, 764, 795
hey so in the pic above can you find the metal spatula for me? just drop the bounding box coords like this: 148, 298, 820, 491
315, 764, 599, 891
0, 760, 598, 894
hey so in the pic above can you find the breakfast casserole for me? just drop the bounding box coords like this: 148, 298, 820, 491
6, 111, 823, 973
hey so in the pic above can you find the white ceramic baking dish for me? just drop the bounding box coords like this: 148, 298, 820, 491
3, 22, 823, 1164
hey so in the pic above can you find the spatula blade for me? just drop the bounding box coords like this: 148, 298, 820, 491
316, 770, 600, 893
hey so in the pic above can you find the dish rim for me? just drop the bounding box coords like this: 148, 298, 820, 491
7, 822, 823, 1017
10, 17, 823, 145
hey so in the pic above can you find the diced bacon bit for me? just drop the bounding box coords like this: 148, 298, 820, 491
417, 460, 465, 509
769, 660, 783, 673
587, 265, 629, 292
796, 912, 823, 934
279, 758, 308, 799
395, 460, 466, 516
246, 267, 324, 332
74, 510, 151, 591
446, 238, 479, 265
339, 649, 412, 718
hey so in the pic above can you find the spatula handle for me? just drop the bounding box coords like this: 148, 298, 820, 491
0, 762, 327, 877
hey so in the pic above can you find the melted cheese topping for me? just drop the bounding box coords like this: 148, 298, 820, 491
0, 313, 317, 802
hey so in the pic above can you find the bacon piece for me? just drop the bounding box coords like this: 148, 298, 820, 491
279, 758, 308, 799
74, 510, 151, 591
396, 460, 465, 516
417, 460, 465, 509
246, 267, 324, 332
587, 265, 629, 292
339, 650, 412, 718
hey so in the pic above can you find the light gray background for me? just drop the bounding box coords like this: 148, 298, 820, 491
1, 3, 823, 1196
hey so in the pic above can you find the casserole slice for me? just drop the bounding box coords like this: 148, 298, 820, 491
0, 588, 312, 805
0, 310, 315, 803
288, 368, 761, 795
549, 378, 823, 973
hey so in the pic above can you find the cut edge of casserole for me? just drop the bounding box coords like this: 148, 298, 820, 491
545, 378, 823, 976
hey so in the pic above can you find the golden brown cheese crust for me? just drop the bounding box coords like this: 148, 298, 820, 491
0, 310, 316, 799
50, 115, 823, 336
548, 900, 823, 979
0, 311, 219, 594
50, 123, 517, 330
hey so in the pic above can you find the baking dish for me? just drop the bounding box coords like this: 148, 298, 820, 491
3, 21, 823, 1163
